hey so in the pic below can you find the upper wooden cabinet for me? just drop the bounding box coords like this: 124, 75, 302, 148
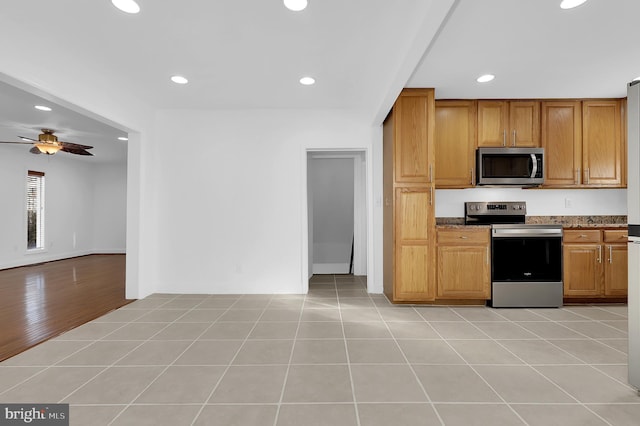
434, 100, 477, 188
393, 89, 435, 183
542, 100, 624, 188
582, 100, 623, 186
541, 101, 582, 186
477, 100, 540, 147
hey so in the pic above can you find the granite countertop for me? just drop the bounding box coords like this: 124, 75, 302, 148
436, 216, 627, 228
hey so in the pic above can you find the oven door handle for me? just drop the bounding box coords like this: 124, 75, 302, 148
530, 153, 538, 179
492, 229, 563, 238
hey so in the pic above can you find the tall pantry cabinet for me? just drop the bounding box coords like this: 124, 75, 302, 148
383, 89, 436, 302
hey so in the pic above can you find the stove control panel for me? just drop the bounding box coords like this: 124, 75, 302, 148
465, 201, 527, 216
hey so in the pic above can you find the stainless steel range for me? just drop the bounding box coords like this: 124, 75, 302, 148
465, 201, 563, 308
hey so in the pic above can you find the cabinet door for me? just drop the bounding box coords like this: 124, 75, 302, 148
582, 100, 622, 186
394, 187, 434, 301
563, 244, 603, 297
477, 101, 509, 147
435, 100, 477, 188
394, 90, 434, 183
541, 101, 582, 186
509, 101, 540, 147
605, 244, 628, 296
437, 245, 490, 299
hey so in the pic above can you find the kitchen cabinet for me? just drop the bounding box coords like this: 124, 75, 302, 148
542, 100, 624, 188
582, 100, 623, 186
383, 88, 436, 303
434, 100, 477, 188
541, 101, 582, 187
477, 100, 540, 147
436, 228, 490, 299
563, 228, 628, 299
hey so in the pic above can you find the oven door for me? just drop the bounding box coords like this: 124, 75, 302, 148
491, 226, 563, 307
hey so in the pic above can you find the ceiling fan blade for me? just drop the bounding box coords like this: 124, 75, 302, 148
0, 140, 34, 144
17, 136, 37, 142
29, 146, 42, 154
60, 147, 93, 156
59, 141, 93, 150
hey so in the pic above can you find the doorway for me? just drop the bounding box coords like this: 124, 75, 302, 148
306, 150, 367, 286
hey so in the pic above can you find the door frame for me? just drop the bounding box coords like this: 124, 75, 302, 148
301, 148, 372, 293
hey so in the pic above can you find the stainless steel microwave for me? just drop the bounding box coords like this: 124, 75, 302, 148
476, 147, 544, 186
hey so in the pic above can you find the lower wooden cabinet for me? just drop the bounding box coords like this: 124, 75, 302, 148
563, 228, 628, 299
436, 228, 490, 299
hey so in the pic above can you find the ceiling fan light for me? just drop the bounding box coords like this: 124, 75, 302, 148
36, 143, 62, 155
111, 0, 140, 14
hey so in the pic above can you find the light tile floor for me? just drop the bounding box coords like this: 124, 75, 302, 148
1, 275, 639, 425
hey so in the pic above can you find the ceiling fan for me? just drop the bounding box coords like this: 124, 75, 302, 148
0, 129, 93, 156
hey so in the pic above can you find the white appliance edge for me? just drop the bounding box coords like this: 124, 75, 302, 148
627, 81, 640, 392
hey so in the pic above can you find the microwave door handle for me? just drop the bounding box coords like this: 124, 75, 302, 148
530, 154, 537, 178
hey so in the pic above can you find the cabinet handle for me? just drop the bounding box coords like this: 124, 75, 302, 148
502, 130, 506, 147
622, 234, 628, 239
597, 245, 602, 263
430, 186, 433, 206
429, 164, 433, 183
512, 129, 516, 146
586, 168, 590, 184
608, 245, 613, 264
460, 236, 468, 239
579, 234, 587, 238
470, 169, 474, 185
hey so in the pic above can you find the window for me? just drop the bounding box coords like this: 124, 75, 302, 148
27, 170, 45, 250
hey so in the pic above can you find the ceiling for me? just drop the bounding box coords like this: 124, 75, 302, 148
1, 0, 639, 164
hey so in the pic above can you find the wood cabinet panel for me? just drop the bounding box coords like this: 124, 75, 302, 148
582, 100, 622, 186
603, 230, 629, 243
435, 100, 476, 188
437, 245, 490, 299
563, 229, 601, 243
394, 90, 434, 183
436, 228, 490, 300
477, 101, 509, 147
563, 244, 602, 297
605, 244, 628, 296
396, 188, 430, 241
396, 245, 432, 301
541, 101, 582, 186
509, 101, 540, 147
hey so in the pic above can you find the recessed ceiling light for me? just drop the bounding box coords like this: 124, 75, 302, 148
118, 136, 128, 141
171, 75, 189, 84
476, 74, 495, 83
284, 0, 308, 11
34, 105, 52, 111
299, 76, 315, 85
111, 0, 140, 14
560, 0, 588, 10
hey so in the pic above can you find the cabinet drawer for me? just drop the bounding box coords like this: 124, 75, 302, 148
563, 229, 601, 243
437, 228, 490, 244
603, 229, 628, 243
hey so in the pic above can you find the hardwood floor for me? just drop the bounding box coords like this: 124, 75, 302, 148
0, 254, 130, 362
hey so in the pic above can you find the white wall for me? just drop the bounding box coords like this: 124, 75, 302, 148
436, 188, 627, 217
153, 109, 377, 294
0, 146, 126, 269
309, 157, 354, 274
